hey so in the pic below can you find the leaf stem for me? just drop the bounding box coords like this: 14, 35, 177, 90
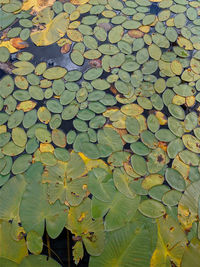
46, 232, 51, 258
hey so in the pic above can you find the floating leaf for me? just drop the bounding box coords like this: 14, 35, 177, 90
22, 0, 56, 13
165, 168, 186, 192
0, 220, 28, 263
181, 238, 200, 267
66, 198, 104, 256
92, 188, 141, 231
31, 13, 69, 46
150, 215, 187, 267
12, 61, 35, 76
0, 75, 14, 98
26, 231, 43, 255
138, 199, 166, 218
20, 255, 61, 267
20, 177, 67, 238
178, 180, 200, 229
43, 67, 67, 80
89, 213, 157, 267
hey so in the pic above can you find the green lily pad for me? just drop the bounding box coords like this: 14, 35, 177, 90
162, 190, 182, 206
0, 75, 14, 98
148, 185, 170, 202
12, 127, 27, 147
52, 129, 66, 148
71, 50, 84, 66
0, 132, 11, 147
35, 128, 52, 143
43, 67, 67, 80
12, 154, 32, 175
165, 168, 186, 192
131, 154, 147, 176
62, 102, 79, 120
12, 61, 35, 76
0, 47, 10, 63
138, 199, 166, 218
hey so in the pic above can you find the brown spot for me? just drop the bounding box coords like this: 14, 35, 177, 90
89, 59, 102, 68
86, 232, 97, 242
128, 29, 144, 38
71, 192, 79, 198
163, 213, 168, 219
109, 85, 118, 95
72, 235, 82, 241
98, 23, 112, 31
61, 43, 71, 54
157, 155, 164, 163
11, 38, 29, 49
196, 143, 200, 148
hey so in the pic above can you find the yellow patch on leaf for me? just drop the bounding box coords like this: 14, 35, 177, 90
151, 216, 187, 267
166, 18, 174, 27
31, 12, 69, 46
70, 0, 90, 4
0, 40, 18, 53
171, 60, 183, 75
177, 36, 193, 50
78, 212, 86, 222
158, 141, 168, 152
172, 155, 190, 181
172, 95, 185, 106
16, 101, 37, 112
79, 152, 111, 173
0, 125, 7, 134
40, 143, 54, 153
22, 0, 55, 13
70, 10, 80, 21
139, 25, 150, 33
186, 96, 195, 107
155, 111, 167, 125
67, 29, 83, 42
128, 29, 144, 38
121, 103, 144, 117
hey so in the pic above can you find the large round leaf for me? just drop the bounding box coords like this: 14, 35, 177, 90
89, 215, 157, 267
20, 180, 67, 238
20, 255, 61, 267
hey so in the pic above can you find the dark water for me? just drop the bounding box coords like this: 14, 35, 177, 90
42, 229, 89, 267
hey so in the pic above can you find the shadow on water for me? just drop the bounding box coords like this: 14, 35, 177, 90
42, 228, 90, 267
25, 40, 90, 73
149, 3, 161, 15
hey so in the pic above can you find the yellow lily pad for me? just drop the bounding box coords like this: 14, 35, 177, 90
142, 174, 164, 190
171, 60, 183, 75
182, 134, 200, 153
70, 0, 90, 5
67, 29, 83, 42
16, 101, 36, 112
121, 104, 143, 117
31, 12, 69, 46
22, 0, 55, 13
177, 36, 193, 50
